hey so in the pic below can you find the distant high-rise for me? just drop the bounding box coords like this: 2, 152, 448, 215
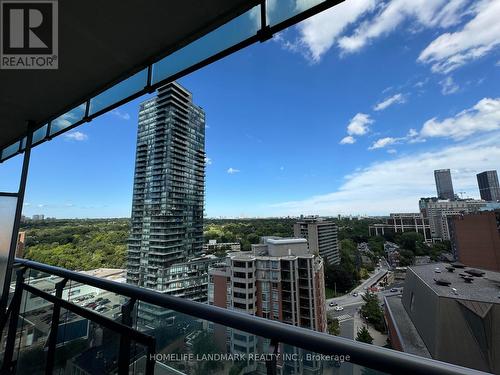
127, 83, 208, 321
434, 169, 455, 200
477, 170, 500, 202
293, 217, 340, 265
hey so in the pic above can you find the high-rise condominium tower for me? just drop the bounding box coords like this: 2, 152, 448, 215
434, 169, 455, 200
127, 82, 206, 298
477, 170, 500, 202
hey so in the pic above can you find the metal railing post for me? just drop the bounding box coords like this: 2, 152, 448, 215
45, 278, 68, 375
266, 339, 279, 375
1, 268, 26, 372
145, 340, 156, 375
118, 298, 136, 375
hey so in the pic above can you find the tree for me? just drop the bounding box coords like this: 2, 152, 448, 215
324, 264, 354, 294
367, 236, 384, 256
356, 326, 373, 344
327, 317, 340, 336
360, 292, 386, 333
399, 249, 415, 267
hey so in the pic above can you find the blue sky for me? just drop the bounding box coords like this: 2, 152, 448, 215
1, 0, 499, 218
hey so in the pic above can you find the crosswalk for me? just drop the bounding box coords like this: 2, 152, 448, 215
332, 314, 352, 321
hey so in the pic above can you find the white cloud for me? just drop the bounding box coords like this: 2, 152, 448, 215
420, 97, 500, 140
291, 0, 377, 62
340, 135, 356, 145
279, 0, 478, 64
369, 137, 398, 150
112, 110, 131, 120
269, 133, 500, 216
347, 113, 373, 135
407, 128, 418, 138
414, 78, 429, 88
227, 168, 240, 174
374, 93, 406, 111
205, 157, 212, 165
419, 0, 500, 73
387, 148, 398, 154
338, 0, 467, 54
369, 127, 420, 150
439, 76, 459, 95
64, 131, 88, 141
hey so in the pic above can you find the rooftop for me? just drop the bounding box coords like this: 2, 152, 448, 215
410, 263, 500, 304
265, 238, 308, 245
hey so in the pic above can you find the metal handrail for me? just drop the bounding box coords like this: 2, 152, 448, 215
11, 258, 491, 375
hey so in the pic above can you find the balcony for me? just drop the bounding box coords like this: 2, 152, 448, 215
0, 258, 487, 375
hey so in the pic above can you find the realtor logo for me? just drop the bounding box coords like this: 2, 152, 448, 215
1, 0, 58, 69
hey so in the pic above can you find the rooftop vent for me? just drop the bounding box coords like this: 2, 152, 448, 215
461, 275, 474, 283
434, 278, 451, 286
465, 269, 485, 277
452, 262, 466, 269
446, 266, 455, 272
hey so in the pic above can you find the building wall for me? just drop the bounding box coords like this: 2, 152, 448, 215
402, 267, 500, 373
384, 304, 403, 351
401, 270, 439, 355
369, 213, 431, 242
436, 298, 499, 373
450, 211, 500, 272
294, 220, 340, 265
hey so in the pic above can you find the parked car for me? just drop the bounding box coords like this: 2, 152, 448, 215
352, 292, 358, 297
329, 302, 337, 307
334, 306, 344, 311
390, 288, 398, 292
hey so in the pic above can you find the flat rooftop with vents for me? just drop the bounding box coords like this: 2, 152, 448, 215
385, 263, 500, 374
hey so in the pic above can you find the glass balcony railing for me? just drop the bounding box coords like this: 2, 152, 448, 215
0, 258, 489, 375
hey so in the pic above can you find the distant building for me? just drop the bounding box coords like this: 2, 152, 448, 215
419, 198, 487, 241
16, 231, 25, 258
293, 217, 340, 265
449, 210, 500, 272
209, 237, 326, 331
32, 214, 44, 221
368, 213, 431, 242
384, 242, 400, 268
477, 170, 500, 202
208, 237, 326, 374
434, 169, 455, 200
202, 239, 241, 253
385, 263, 500, 373
138, 255, 219, 325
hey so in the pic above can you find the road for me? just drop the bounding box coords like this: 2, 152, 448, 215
326, 259, 389, 311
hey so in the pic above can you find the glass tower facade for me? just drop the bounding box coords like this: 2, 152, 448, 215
477, 170, 500, 202
434, 169, 455, 200
127, 82, 205, 293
